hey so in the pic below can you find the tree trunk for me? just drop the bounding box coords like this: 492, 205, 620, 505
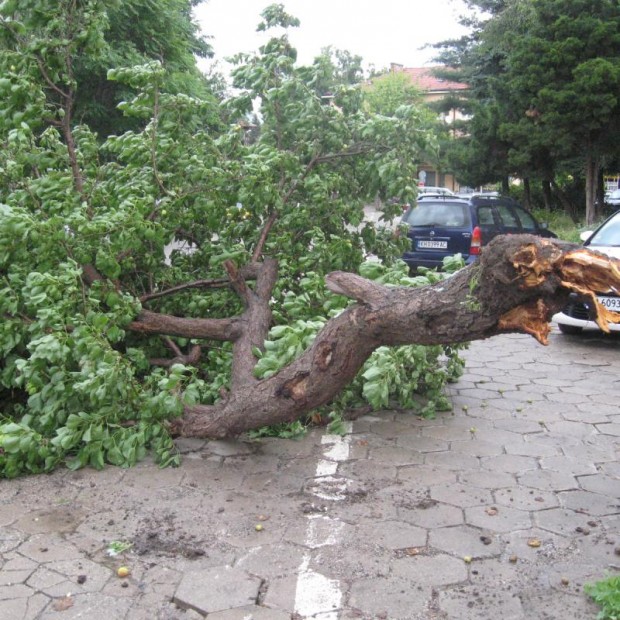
551, 180, 579, 223
129, 235, 620, 439
523, 177, 532, 209
541, 179, 553, 210
584, 147, 600, 225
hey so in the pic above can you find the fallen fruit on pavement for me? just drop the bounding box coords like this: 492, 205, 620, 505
527, 539, 541, 548
463, 556, 472, 564
117, 567, 130, 577
255, 524, 264, 531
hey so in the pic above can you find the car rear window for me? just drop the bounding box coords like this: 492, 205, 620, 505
402, 202, 470, 227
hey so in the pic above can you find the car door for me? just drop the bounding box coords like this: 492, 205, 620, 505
475, 204, 502, 244
511, 205, 539, 234
494, 202, 522, 235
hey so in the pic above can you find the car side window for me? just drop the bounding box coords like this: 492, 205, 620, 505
495, 204, 520, 231
477, 206, 496, 227
513, 206, 537, 232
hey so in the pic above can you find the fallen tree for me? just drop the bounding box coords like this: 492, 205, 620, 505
2, 3, 620, 476
72, 220, 620, 430
129, 236, 620, 439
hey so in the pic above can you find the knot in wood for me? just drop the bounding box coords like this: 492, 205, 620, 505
276, 372, 309, 401
315, 341, 334, 371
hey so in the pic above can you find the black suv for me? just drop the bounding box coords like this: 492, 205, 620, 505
401, 195, 556, 272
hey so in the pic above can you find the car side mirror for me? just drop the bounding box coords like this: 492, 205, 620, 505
579, 231, 593, 242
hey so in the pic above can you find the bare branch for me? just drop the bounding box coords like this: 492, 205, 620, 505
129, 309, 239, 341
252, 153, 321, 261
139, 264, 261, 303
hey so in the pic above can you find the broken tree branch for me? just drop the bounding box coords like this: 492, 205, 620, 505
124, 236, 620, 440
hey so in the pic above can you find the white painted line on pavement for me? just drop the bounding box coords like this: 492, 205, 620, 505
293, 423, 353, 619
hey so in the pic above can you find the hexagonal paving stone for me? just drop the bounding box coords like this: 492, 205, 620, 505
0, 592, 48, 620
354, 519, 427, 551
396, 435, 449, 453
494, 487, 558, 511
391, 553, 468, 586
481, 454, 538, 474
517, 469, 578, 492
449, 439, 505, 457
338, 459, 398, 482
504, 438, 561, 458
397, 465, 457, 486
50, 592, 136, 619
540, 455, 597, 476
348, 575, 430, 619
235, 543, 304, 579
429, 483, 493, 508
577, 473, 620, 497
557, 491, 620, 516
595, 422, 620, 436
520, 589, 601, 620
368, 446, 425, 465
173, 566, 262, 615
0, 529, 26, 554
504, 528, 573, 561
499, 390, 546, 403
428, 525, 501, 558
424, 452, 481, 471
207, 606, 291, 619
464, 504, 531, 533
437, 584, 524, 620
459, 470, 516, 489
534, 507, 596, 537
398, 502, 464, 529
493, 419, 546, 434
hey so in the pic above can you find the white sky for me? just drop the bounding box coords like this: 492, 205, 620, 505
193, 0, 470, 74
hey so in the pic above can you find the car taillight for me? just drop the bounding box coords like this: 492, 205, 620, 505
470, 226, 482, 255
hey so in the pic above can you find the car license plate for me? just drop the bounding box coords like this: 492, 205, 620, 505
597, 296, 620, 312
417, 240, 448, 250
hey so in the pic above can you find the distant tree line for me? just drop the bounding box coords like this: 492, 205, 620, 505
432, 0, 620, 223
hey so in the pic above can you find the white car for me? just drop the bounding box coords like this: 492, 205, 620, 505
553, 211, 620, 334
606, 188, 620, 209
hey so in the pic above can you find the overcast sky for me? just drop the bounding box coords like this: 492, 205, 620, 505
193, 0, 469, 74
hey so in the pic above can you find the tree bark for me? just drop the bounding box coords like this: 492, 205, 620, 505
125, 235, 620, 439
584, 146, 600, 225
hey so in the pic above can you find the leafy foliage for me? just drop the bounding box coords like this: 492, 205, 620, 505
435, 0, 620, 220
585, 574, 620, 620
0, 2, 464, 476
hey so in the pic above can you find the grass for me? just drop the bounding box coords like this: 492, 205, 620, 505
531, 208, 608, 243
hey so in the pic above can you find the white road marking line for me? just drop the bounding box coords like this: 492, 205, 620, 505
293, 423, 353, 619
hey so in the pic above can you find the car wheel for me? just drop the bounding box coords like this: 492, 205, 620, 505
558, 323, 583, 335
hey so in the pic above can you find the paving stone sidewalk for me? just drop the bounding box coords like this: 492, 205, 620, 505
1, 329, 619, 619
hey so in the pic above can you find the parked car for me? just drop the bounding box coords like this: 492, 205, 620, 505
390, 187, 456, 212
553, 211, 620, 334
401, 195, 556, 273
418, 186, 456, 197
605, 188, 620, 209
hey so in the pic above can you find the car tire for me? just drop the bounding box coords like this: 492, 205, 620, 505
558, 323, 583, 335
